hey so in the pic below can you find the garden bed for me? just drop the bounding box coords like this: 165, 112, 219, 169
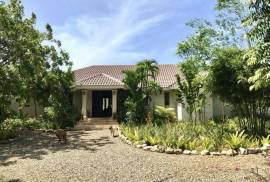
119, 121, 270, 157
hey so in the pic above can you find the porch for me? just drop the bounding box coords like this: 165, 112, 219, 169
74, 89, 118, 120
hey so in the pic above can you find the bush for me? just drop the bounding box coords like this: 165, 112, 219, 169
43, 105, 80, 129
23, 118, 43, 129
201, 136, 214, 150
261, 135, 270, 145
0, 118, 50, 140
224, 131, 248, 149
0, 119, 23, 140
121, 119, 270, 151
154, 106, 176, 124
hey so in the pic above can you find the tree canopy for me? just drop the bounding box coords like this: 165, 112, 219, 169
0, 0, 76, 128
123, 59, 162, 124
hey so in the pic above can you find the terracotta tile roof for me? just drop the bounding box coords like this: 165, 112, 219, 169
74, 64, 179, 88
77, 73, 124, 86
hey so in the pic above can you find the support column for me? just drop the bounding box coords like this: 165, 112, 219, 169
81, 90, 87, 120
112, 90, 117, 116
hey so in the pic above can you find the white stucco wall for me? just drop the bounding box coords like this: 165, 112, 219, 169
72, 89, 232, 121
151, 91, 177, 111
152, 90, 178, 118
72, 90, 82, 112
10, 99, 43, 117
212, 96, 233, 118
176, 95, 216, 121
177, 95, 234, 121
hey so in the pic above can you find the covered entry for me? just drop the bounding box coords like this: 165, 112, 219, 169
79, 89, 118, 120
92, 90, 112, 117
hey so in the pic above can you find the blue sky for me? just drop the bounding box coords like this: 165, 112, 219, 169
21, 0, 216, 69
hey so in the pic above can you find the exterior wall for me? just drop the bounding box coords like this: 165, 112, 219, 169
152, 90, 178, 121
204, 94, 213, 120
176, 95, 214, 121
72, 90, 82, 113
10, 99, 43, 117
73, 87, 233, 121
151, 91, 177, 111
177, 95, 234, 121
212, 96, 233, 118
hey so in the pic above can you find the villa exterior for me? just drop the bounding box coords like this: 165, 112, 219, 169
72, 64, 227, 121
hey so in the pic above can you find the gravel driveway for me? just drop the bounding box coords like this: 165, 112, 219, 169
0, 130, 269, 182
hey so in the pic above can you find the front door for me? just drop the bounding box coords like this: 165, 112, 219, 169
92, 91, 112, 117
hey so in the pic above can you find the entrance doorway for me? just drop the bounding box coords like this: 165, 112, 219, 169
92, 91, 112, 117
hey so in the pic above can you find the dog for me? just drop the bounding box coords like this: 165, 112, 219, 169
55, 129, 67, 144
109, 126, 119, 137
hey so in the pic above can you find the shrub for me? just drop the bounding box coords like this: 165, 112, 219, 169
154, 106, 176, 124
186, 139, 199, 150
43, 105, 80, 129
23, 118, 43, 129
0, 118, 50, 140
224, 130, 248, 149
121, 124, 136, 141
261, 135, 270, 145
121, 120, 267, 152
0, 119, 23, 140
245, 138, 260, 148
2, 118, 24, 130
201, 136, 214, 150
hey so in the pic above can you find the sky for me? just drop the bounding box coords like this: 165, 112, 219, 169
20, 0, 217, 70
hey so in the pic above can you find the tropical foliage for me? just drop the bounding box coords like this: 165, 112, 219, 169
172, 0, 270, 137
123, 59, 162, 124
0, 0, 77, 130
121, 119, 265, 151
154, 106, 176, 124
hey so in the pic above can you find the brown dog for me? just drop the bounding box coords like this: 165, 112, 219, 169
55, 129, 67, 144
109, 126, 119, 137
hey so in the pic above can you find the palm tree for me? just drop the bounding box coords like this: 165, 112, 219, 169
122, 59, 162, 123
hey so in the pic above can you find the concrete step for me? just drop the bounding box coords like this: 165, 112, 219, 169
75, 123, 118, 130
75, 117, 119, 130
81, 121, 118, 125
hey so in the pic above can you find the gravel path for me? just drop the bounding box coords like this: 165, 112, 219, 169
0, 130, 270, 182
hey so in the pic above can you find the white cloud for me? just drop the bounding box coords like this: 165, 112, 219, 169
54, 0, 172, 69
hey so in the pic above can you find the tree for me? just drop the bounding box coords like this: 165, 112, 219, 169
215, 0, 251, 47
175, 59, 208, 122
210, 47, 270, 135
0, 0, 75, 127
177, 19, 219, 65
123, 59, 162, 124
176, 20, 212, 122
243, 0, 270, 90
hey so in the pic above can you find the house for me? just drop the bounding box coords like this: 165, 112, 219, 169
72, 64, 227, 122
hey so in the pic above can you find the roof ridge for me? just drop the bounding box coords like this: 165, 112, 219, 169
76, 73, 103, 83
73, 64, 177, 72
77, 73, 123, 85
100, 73, 123, 84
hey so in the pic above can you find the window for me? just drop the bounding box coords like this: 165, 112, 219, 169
164, 92, 170, 106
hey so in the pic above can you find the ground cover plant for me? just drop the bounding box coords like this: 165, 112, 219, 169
0, 118, 57, 140
121, 117, 270, 152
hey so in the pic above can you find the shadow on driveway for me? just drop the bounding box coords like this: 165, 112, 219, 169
0, 130, 114, 164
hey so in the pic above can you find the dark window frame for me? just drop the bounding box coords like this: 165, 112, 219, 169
164, 92, 170, 106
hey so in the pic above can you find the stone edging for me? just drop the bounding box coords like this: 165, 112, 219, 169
118, 131, 270, 156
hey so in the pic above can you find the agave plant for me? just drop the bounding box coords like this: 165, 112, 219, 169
174, 135, 187, 149
261, 135, 270, 145
133, 127, 143, 141
224, 130, 248, 149
186, 138, 199, 150
246, 138, 260, 148
201, 136, 213, 150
